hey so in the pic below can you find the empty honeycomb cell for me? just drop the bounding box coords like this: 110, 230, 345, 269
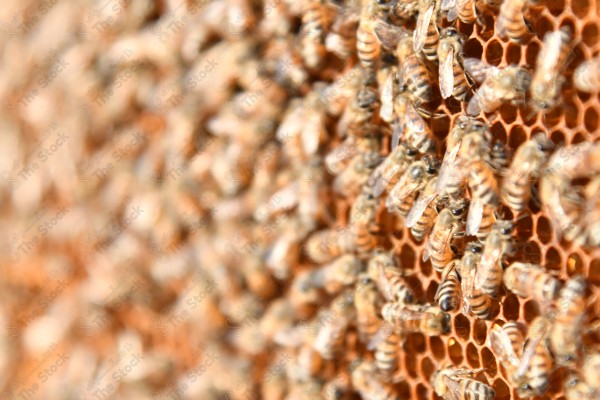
400, 244, 416, 271
499, 103, 518, 124
472, 319, 487, 346
484, 39, 504, 66
505, 42, 522, 65
457, 19, 474, 37
589, 258, 600, 285
493, 378, 511, 400
419, 257, 432, 278
565, 99, 581, 129
508, 125, 528, 149
396, 381, 411, 398
536, 216, 553, 244
420, 356, 435, 382
431, 114, 451, 141
550, 130, 567, 146
545, 246, 562, 273
502, 294, 521, 321
480, 347, 497, 377
429, 336, 446, 360
405, 332, 427, 353
542, 0, 565, 17
544, 106, 565, 129
515, 213, 533, 241
572, 0, 591, 18
566, 252, 585, 276
525, 40, 541, 66
582, 22, 598, 47
572, 131, 587, 144
454, 314, 470, 341
584, 106, 599, 132
404, 352, 419, 379
464, 38, 484, 60
426, 281, 439, 303
448, 338, 464, 365
466, 342, 481, 368
415, 383, 429, 400
519, 241, 542, 265
490, 121, 507, 142
406, 274, 425, 300
523, 300, 541, 323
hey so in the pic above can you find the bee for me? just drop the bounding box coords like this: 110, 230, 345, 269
311, 254, 362, 294
304, 227, 356, 264
435, 261, 462, 311
489, 321, 525, 382
386, 156, 437, 217
325, 6, 360, 60
379, 65, 400, 124
333, 151, 380, 198
369, 141, 419, 197
300, 1, 334, 69
531, 27, 572, 111
388, 0, 420, 20
550, 276, 587, 366
339, 86, 379, 138
382, 303, 451, 335
539, 173, 585, 243
350, 187, 381, 257
438, 28, 470, 101
583, 354, 600, 393
475, 220, 513, 297
352, 360, 402, 400
393, 89, 437, 153
406, 177, 442, 241
357, 2, 382, 71
368, 251, 415, 304
322, 371, 352, 400
503, 262, 561, 304
459, 242, 493, 319
313, 289, 355, 359
496, 0, 530, 42
432, 367, 495, 400
574, 55, 600, 93
564, 375, 596, 400
464, 59, 531, 116
354, 274, 383, 344
368, 322, 402, 379
513, 316, 553, 396
414, 0, 440, 61
465, 158, 499, 237
374, 21, 433, 104
325, 137, 360, 175
423, 199, 468, 272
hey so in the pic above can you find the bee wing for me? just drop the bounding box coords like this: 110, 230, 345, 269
437, 140, 463, 193
489, 324, 522, 369
367, 322, 396, 350
413, 3, 434, 53
405, 101, 427, 132
434, 261, 457, 302
440, 46, 455, 99
393, 177, 422, 201
463, 58, 492, 84
406, 192, 438, 228
380, 72, 396, 122
461, 267, 475, 315
398, 307, 430, 321
441, 0, 457, 12
442, 375, 463, 400
466, 91, 482, 116
475, 247, 501, 290
374, 20, 404, 50
466, 197, 483, 236
391, 118, 405, 151
302, 113, 324, 155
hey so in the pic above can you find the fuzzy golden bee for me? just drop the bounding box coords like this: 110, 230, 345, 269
438, 27, 470, 101
369, 141, 418, 197
432, 366, 496, 400
459, 242, 494, 320
354, 274, 383, 344
496, 0, 530, 42
435, 261, 462, 312
382, 302, 451, 335
574, 55, 600, 93
475, 220, 514, 297
368, 251, 415, 304
503, 262, 561, 304
413, 0, 440, 61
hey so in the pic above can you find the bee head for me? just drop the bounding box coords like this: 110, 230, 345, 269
423, 154, 441, 174
466, 242, 483, 254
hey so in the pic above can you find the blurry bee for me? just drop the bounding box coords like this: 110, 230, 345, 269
464, 59, 531, 116
382, 303, 450, 335
259, 299, 295, 342
300, 1, 334, 69
321, 66, 364, 117
503, 262, 561, 303
488, 140, 510, 171
313, 289, 355, 359
459, 242, 493, 319
513, 316, 553, 396
350, 187, 381, 257
388, 0, 420, 20
325, 6, 360, 60
354, 274, 383, 344
369, 141, 419, 197
368, 251, 415, 304
311, 254, 362, 294
423, 199, 468, 272
393, 89, 437, 153
475, 220, 514, 297
333, 151, 380, 198
322, 370, 352, 400
435, 261, 462, 311
574, 55, 600, 93
564, 375, 596, 400
414, 0, 440, 61
352, 360, 402, 400
386, 157, 436, 217
582, 353, 600, 393
539, 174, 585, 243
531, 27, 572, 111
374, 21, 433, 104
489, 321, 525, 382
357, 2, 382, 71
304, 227, 356, 264
438, 28, 470, 101
325, 137, 360, 175
550, 276, 587, 366
368, 322, 402, 379
406, 177, 442, 241
432, 367, 495, 400
339, 86, 379, 138
496, 0, 530, 42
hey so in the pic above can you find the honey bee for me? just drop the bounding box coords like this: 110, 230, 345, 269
374, 21, 433, 104
435, 261, 462, 311
325, 6, 360, 60
387, 156, 437, 217
503, 262, 561, 304
339, 86, 379, 138
350, 187, 381, 257
564, 375, 596, 400
438, 28, 470, 101
459, 242, 493, 319
489, 321, 525, 381
512, 316, 553, 396
357, 2, 382, 71
465, 156, 499, 236
311, 254, 362, 294
574, 55, 600, 93
325, 137, 360, 175
352, 360, 402, 400
539, 173, 585, 243
333, 151, 380, 198
406, 177, 442, 241
313, 289, 355, 359
381, 303, 450, 335
304, 227, 355, 264
475, 220, 513, 297
370, 323, 402, 379
432, 367, 495, 400
354, 274, 383, 344
550, 276, 587, 366
531, 27, 572, 111
496, 0, 530, 42
582, 354, 600, 393
300, 1, 334, 69
322, 371, 352, 400
368, 251, 415, 304
414, 0, 440, 61
388, 0, 420, 20
465, 59, 531, 116
393, 89, 437, 153
379, 65, 400, 124
369, 141, 419, 197
423, 199, 468, 272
